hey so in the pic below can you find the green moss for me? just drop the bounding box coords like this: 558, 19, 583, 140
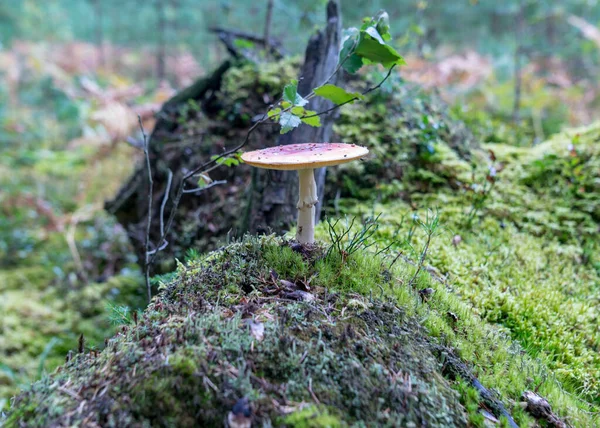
0, 270, 145, 404
318, 123, 600, 423
330, 75, 477, 201
7, 236, 473, 426
282, 405, 343, 428
8, 232, 598, 426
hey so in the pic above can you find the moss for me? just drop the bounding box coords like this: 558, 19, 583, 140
330, 74, 477, 201
8, 232, 599, 426
319, 123, 600, 423
0, 270, 145, 403
282, 405, 343, 428
7, 236, 473, 427
0, 126, 144, 407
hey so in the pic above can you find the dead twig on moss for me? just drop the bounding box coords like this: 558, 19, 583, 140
521, 391, 568, 428
435, 344, 519, 428
140, 116, 153, 303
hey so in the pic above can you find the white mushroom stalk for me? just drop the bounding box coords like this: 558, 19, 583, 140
241, 143, 369, 245
296, 168, 318, 244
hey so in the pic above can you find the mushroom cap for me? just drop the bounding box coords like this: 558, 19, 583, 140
241, 143, 369, 170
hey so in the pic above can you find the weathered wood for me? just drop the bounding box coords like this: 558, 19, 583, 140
209, 27, 284, 59
436, 344, 519, 428
104, 60, 241, 273
247, 0, 342, 234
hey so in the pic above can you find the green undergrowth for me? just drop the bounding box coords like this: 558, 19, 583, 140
0, 104, 146, 406
0, 264, 144, 409
329, 71, 477, 201
323, 123, 600, 420
6, 235, 597, 426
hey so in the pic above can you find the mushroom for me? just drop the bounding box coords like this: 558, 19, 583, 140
241, 143, 369, 244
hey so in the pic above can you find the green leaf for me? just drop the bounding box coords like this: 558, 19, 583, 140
364, 26, 385, 44
211, 154, 241, 167
282, 80, 308, 107
267, 107, 281, 120
375, 10, 390, 38
283, 80, 298, 104
355, 32, 406, 68
343, 53, 363, 74
233, 39, 255, 49
281, 101, 292, 109
301, 110, 321, 127
291, 106, 306, 116
279, 112, 302, 134
339, 29, 363, 74
314, 84, 363, 105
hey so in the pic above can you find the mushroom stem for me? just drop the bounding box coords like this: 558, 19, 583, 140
296, 168, 318, 244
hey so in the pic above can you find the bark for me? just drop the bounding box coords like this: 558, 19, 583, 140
513, 2, 524, 124
156, 0, 166, 81
264, 0, 274, 54
94, 0, 104, 68
247, 0, 342, 235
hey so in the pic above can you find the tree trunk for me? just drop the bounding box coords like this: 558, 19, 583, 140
94, 0, 104, 68
264, 0, 274, 56
156, 0, 166, 81
513, 1, 524, 124
247, 0, 342, 235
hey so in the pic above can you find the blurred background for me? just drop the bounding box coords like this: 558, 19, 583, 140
1, 0, 600, 412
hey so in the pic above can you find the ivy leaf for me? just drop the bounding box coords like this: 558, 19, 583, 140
314, 84, 363, 105
279, 112, 302, 134
283, 80, 308, 107
355, 32, 405, 68
301, 111, 321, 127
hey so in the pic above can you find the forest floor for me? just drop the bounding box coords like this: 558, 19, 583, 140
1, 43, 599, 426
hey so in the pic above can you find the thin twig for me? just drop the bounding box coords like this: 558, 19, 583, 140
159, 169, 173, 237
182, 180, 228, 194
139, 116, 153, 303
302, 65, 397, 120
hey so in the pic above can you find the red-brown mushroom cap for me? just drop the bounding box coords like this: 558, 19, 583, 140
241, 143, 369, 170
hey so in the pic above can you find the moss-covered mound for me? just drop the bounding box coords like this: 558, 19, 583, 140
7, 234, 596, 426
5, 238, 466, 426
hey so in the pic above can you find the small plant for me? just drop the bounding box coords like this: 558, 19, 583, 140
325, 214, 382, 260
464, 150, 501, 229
387, 209, 443, 289
105, 302, 132, 326
408, 209, 442, 287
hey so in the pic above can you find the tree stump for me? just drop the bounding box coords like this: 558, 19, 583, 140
247, 0, 342, 234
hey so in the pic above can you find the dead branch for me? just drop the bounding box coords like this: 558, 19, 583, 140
209, 26, 283, 59
140, 116, 153, 303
